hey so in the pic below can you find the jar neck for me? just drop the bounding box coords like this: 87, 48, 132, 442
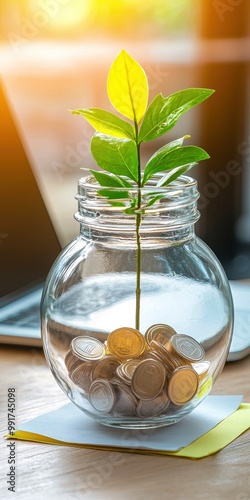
74, 174, 200, 244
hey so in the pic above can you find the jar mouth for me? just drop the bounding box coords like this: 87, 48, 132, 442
78, 173, 198, 197
77, 174, 199, 209
75, 174, 200, 234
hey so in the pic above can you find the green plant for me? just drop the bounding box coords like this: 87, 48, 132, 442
71, 49, 214, 331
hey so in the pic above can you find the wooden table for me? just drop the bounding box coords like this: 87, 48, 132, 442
1, 344, 250, 500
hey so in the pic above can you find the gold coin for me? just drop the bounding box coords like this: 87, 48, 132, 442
89, 378, 116, 413
145, 323, 177, 346
107, 327, 146, 360
168, 366, 199, 405
91, 356, 120, 381
169, 334, 205, 362
71, 336, 105, 361
131, 358, 166, 400
136, 392, 170, 418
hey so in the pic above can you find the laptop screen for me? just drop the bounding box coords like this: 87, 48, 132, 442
0, 79, 62, 300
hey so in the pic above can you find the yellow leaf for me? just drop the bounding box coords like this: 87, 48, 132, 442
107, 49, 148, 124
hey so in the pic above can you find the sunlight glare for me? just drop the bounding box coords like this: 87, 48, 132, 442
30, 0, 91, 30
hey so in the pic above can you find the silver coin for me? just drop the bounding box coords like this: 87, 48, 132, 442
115, 364, 131, 385
150, 340, 181, 373
89, 378, 115, 413
71, 336, 105, 361
145, 323, 177, 346
64, 350, 82, 373
192, 361, 210, 382
122, 359, 141, 380
131, 358, 166, 400
112, 382, 137, 416
170, 334, 205, 362
137, 392, 170, 418
91, 356, 120, 381
70, 362, 93, 391
115, 359, 141, 385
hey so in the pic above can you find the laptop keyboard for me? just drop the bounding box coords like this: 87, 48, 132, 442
0, 303, 41, 328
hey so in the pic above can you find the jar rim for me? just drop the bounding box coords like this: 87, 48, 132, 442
75, 173, 200, 235
78, 173, 197, 194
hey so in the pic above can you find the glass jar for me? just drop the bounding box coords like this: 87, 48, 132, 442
41, 174, 233, 429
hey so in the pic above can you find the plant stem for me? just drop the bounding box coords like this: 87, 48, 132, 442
135, 124, 141, 331
135, 210, 141, 331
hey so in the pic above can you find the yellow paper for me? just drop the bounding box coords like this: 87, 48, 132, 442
6, 404, 250, 460
167, 403, 250, 458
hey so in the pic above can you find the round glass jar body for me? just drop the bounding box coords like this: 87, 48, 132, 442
41, 175, 233, 429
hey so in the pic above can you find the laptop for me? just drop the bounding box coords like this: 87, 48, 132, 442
0, 79, 250, 360
0, 78, 62, 346
226, 280, 250, 361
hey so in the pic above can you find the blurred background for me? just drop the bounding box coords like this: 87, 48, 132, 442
0, 0, 250, 279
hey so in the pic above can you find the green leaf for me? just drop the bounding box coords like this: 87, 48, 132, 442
138, 89, 215, 143
157, 163, 198, 187
124, 198, 137, 215
91, 133, 138, 182
143, 145, 209, 185
141, 135, 189, 185
98, 188, 130, 200
71, 108, 135, 139
90, 170, 133, 188
107, 49, 148, 124
144, 194, 167, 207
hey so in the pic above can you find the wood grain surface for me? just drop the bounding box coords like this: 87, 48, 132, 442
1, 344, 250, 500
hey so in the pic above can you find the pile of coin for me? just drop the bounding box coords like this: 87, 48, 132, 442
64, 324, 210, 419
